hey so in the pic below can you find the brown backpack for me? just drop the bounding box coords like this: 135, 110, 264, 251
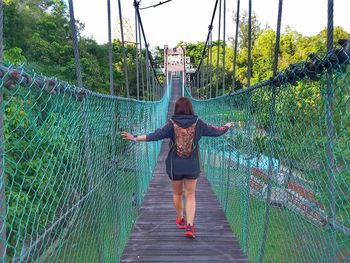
170, 119, 198, 158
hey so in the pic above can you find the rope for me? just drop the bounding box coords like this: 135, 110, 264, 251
117, 0, 130, 97
232, 0, 240, 92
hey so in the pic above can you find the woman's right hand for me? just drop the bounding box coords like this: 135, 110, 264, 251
121, 131, 133, 140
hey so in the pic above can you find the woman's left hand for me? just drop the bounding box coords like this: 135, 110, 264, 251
224, 122, 235, 128
121, 131, 133, 140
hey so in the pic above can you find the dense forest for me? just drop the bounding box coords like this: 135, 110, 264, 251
4, 0, 350, 97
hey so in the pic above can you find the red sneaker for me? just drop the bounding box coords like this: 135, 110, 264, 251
185, 224, 196, 238
175, 218, 187, 229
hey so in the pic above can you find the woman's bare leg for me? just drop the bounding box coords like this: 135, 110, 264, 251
184, 179, 197, 225
172, 180, 184, 218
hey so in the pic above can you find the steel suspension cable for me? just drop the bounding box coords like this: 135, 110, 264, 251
222, 0, 226, 95
209, 30, 213, 98
232, 0, 240, 92
134, 0, 140, 100
205, 40, 210, 98
215, 0, 221, 97
135, 7, 162, 90
0, 0, 2, 63
259, 0, 283, 262
215, 0, 222, 97
68, 0, 83, 89
106, 3, 118, 257
241, 0, 253, 255
195, 0, 219, 72
326, 0, 336, 261
139, 0, 172, 10
247, 0, 252, 89
145, 43, 150, 99
107, 0, 114, 96
0, 0, 5, 260
138, 17, 145, 99
117, 0, 129, 97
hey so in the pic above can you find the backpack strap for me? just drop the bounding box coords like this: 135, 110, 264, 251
169, 119, 176, 149
191, 118, 199, 152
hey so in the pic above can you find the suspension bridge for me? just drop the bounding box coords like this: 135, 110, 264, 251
0, 0, 349, 262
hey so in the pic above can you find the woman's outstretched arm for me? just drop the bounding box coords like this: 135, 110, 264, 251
121, 132, 147, 142
121, 120, 173, 142
200, 120, 235, 137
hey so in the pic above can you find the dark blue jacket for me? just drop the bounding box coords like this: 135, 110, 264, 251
146, 115, 229, 177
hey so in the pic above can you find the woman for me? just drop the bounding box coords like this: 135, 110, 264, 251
121, 97, 233, 238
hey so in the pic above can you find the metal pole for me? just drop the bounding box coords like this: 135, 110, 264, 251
117, 0, 129, 97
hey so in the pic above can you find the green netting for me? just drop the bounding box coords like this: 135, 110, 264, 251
0, 64, 171, 262
187, 55, 350, 262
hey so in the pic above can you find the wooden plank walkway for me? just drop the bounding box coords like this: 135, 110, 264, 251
120, 77, 247, 262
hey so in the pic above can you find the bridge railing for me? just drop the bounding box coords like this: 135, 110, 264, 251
187, 51, 350, 262
0, 64, 171, 262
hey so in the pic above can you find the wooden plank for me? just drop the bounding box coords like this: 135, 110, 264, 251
121, 77, 247, 262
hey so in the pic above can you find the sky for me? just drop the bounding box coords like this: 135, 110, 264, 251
66, 0, 350, 49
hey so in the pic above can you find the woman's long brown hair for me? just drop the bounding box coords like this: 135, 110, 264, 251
174, 97, 195, 115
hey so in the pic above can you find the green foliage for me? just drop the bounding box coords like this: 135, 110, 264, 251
3, 0, 162, 98
3, 48, 27, 64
